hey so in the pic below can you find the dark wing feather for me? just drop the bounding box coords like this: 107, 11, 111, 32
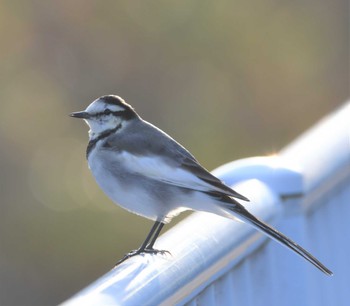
180, 156, 249, 201
103, 119, 249, 202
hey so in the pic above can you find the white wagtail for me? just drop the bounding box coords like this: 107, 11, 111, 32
70, 95, 332, 275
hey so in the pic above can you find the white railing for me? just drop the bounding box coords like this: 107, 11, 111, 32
62, 101, 350, 306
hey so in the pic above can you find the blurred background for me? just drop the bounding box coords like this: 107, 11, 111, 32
0, 0, 348, 305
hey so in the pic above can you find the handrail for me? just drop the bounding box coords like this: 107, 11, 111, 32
63, 180, 280, 306
62, 101, 350, 306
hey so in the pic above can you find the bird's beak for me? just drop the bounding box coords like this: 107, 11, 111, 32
69, 111, 91, 119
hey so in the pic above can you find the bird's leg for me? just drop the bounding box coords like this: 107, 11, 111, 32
145, 221, 164, 250
115, 221, 169, 266
137, 221, 163, 252
138, 221, 170, 255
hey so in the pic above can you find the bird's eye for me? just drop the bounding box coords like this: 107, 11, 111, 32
104, 109, 112, 115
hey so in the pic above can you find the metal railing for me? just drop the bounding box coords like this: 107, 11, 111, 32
62, 101, 350, 306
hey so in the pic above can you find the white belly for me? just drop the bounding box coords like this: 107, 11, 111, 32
88, 150, 186, 222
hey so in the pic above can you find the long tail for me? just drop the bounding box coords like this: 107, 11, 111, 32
221, 199, 333, 276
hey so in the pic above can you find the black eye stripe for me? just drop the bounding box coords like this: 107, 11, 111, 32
112, 110, 125, 115
91, 108, 136, 120
94, 110, 125, 117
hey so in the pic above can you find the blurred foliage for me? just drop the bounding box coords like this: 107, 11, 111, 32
0, 0, 347, 305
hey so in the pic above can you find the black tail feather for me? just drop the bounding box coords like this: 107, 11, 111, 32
219, 197, 333, 276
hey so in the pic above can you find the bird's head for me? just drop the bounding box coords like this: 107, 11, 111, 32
70, 95, 138, 139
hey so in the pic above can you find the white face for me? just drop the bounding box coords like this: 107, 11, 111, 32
84, 98, 126, 138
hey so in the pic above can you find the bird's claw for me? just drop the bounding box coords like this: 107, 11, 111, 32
115, 248, 171, 266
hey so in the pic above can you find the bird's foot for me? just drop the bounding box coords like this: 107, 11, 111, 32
115, 247, 171, 266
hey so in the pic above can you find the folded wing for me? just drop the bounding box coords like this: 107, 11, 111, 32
117, 151, 249, 201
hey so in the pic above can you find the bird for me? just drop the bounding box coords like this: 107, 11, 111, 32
70, 95, 332, 275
